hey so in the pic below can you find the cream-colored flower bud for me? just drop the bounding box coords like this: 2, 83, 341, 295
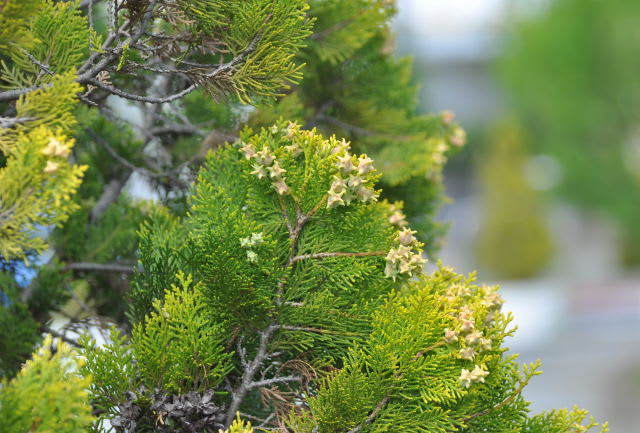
356, 186, 376, 202
450, 127, 466, 147
330, 177, 347, 194
240, 142, 256, 159
389, 210, 407, 226
43, 160, 59, 174
479, 338, 492, 352
273, 179, 289, 195
267, 161, 286, 179
246, 250, 258, 263
256, 147, 274, 166
336, 154, 354, 174
459, 347, 476, 361
251, 164, 268, 179
444, 328, 459, 344
465, 330, 482, 346
441, 109, 455, 125
460, 319, 475, 334
470, 365, 489, 383
397, 228, 417, 246
357, 155, 374, 175
42, 138, 61, 157
327, 190, 345, 208
459, 368, 473, 388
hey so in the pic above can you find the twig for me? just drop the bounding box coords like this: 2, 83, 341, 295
225, 324, 279, 426
20, 48, 54, 77
83, 78, 198, 104
346, 396, 390, 433
248, 375, 301, 390
290, 251, 386, 264
41, 325, 82, 348
63, 262, 135, 273
343, 340, 448, 433
86, 128, 190, 187
0, 116, 34, 128
90, 174, 131, 222
462, 377, 528, 423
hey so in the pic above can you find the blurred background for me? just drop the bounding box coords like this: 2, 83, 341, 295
393, 0, 640, 431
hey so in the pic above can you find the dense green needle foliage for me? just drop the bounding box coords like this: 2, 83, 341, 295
0, 336, 94, 433
0, 1, 610, 432
76, 124, 606, 432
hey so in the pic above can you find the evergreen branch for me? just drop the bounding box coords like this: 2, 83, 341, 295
79, 27, 263, 104
290, 251, 386, 264
0, 86, 40, 102
83, 78, 198, 104
346, 396, 390, 433
278, 195, 294, 236
148, 123, 206, 137
63, 262, 135, 273
19, 48, 54, 77
344, 341, 449, 433
226, 188, 328, 425
461, 370, 532, 423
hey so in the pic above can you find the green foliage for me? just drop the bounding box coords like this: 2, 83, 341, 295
0, 122, 87, 260
78, 327, 136, 423
132, 272, 233, 393
251, 6, 467, 253
500, 0, 640, 264
294, 267, 533, 432
1, 0, 90, 88
475, 120, 552, 279
0, 0, 41, 55
84, 124, 606, 432
522, 407, 609, 433
0, 336, 94, 433
0, 274, 40, 378
0, 1, 613, 432
147, 0, 313, 102
307, 0, 394, 64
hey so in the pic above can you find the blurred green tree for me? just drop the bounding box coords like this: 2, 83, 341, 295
500, 0, 640, 265
476, 119, 552, 279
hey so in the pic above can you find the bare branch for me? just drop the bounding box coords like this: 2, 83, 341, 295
0, 116, 34, 128
90, 174, 131, 222
41, 324, 82, 348
248, 375, 301, 390
290, 251, 387, 264
225, 324, 279, 426
85, 128, 190, 188
63, 262, 135, 273
83, 78, 198, 104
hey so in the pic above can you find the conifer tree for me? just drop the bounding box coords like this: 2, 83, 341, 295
0, 2, 609, 432
1, 0, 463, 368
78, 124, 606, 432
